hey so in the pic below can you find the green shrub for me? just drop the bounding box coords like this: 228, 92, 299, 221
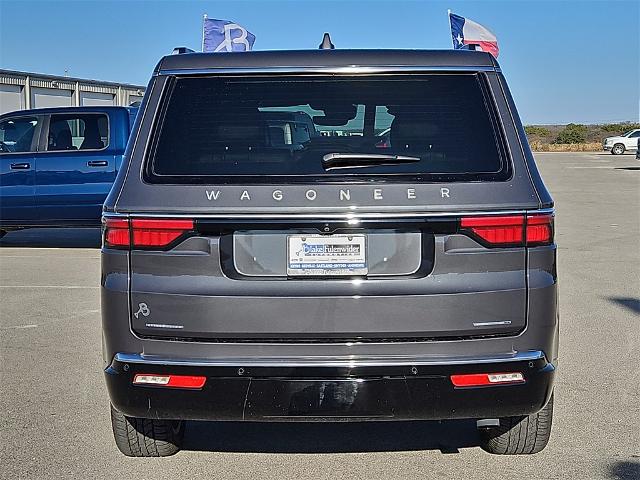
600, 122, 640, 134
525, 126, 551, 137
553, 124, 587, 144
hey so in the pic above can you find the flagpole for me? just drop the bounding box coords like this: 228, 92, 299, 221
202, 13, 207, 52
447, 9, 454, 49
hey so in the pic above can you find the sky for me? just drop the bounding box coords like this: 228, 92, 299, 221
0, 0, 638, 124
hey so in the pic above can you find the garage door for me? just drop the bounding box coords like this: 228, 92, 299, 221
80, 91, 115, 107
31, 87, 73, 108
128, 94, 144, 106
0, 85, 24, 114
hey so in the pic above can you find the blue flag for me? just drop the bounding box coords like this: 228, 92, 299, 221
203, 17, 255, 53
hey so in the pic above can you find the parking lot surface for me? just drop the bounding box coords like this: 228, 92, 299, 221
1, 152, 638, 480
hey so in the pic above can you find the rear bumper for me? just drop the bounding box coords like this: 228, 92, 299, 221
106, 351, 555, 422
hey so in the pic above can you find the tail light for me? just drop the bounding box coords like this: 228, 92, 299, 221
103, 217, 194, 249
460, 213, 553, 247
103, 218, 130, 247
131, 218, 194, 248
525, 213, 554, 245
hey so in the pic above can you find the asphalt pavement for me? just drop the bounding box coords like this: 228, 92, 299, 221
0, 152, 638, 480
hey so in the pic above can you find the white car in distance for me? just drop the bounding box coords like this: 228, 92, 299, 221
603, 129, 640, 155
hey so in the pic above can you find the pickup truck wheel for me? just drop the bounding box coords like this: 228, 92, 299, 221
110, 405, 184, 457
611, 144, 625, 155
479, 393, 553, 455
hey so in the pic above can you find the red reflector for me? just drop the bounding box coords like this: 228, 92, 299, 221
133, 374, 206, 389
526, 214, 554, 245
450, 372, 525, 387
103, 218, 130, 247
460, 215, 525, 246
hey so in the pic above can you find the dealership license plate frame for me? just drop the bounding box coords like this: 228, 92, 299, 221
287, 234, 368, 276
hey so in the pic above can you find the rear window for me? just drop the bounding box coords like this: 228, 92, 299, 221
146, 74, 510, 184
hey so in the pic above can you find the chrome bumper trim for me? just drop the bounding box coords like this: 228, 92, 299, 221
114, 350, 545, 368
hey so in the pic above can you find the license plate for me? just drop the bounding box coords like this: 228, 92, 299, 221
287, 234, 367, 276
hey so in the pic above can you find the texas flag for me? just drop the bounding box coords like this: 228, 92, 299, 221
449, 12, 499, 58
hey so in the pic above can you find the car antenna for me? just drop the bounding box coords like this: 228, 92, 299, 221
319, 33, 335, 49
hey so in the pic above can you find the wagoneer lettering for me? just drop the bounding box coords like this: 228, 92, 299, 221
102, 50, 557, 457
202, 186, 458, 204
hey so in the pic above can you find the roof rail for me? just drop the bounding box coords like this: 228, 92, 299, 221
171, 47, 195, 55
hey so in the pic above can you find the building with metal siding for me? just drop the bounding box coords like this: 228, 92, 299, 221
0, 69, 145, 115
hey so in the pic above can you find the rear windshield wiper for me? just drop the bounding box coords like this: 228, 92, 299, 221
321, 153, 421, 170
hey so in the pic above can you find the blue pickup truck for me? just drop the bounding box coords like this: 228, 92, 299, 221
0, 106, 137, 237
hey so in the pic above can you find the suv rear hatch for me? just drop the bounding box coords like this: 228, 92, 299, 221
112, 70, 546, 341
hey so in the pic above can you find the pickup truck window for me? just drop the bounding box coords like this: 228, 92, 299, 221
47, 113, 109, 151
0, 116, 39, 153
147, 74, 510, 184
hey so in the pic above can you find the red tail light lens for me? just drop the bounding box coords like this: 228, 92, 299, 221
460, 213, 554, 247
104, 218, 130, 247
131, 218, 194, 248
103, 217, 194, 249
460, 215, 524, 246
526, 213, 554, 245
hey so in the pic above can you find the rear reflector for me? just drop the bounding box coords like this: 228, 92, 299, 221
133, 374, 206, 389
450, 372, 525, 387
103, 217, 194, 249
460, 213, 554, 247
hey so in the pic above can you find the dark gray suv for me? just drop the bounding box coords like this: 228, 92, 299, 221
102, 50, 558, 457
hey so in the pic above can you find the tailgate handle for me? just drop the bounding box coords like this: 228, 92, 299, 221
10, 162, 31, 170
87, 160, 108, 167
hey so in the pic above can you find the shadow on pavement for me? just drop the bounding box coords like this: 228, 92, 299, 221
0, 228, 101, 248
608, 297, 640, 315
608, 461, 640, 480
614, 166, 640, 171
183, 419, 479, 454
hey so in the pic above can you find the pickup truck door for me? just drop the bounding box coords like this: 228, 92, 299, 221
0, 114, 41, 223
626, 130, 640, 149
35, 112, 116, 224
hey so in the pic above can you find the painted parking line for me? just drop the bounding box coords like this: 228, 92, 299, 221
0, 255, 100, 259
0, 285, 100, 289
566, 166, 621, 169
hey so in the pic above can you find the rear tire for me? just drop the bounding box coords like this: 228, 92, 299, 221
110, 405, 185, 457
479, 393, 553, 455
611, 143, 625, 155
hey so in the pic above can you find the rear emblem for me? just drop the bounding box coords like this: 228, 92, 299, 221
134, 303, 150, 319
